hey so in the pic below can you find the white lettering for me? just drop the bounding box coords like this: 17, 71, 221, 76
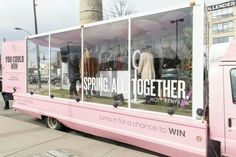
156, 80, 162, 97
112, 78, 116, 92
150, 80, 155, 96
171, 80, 177, 99
87, 78, 92, 90
178, 80, 186, 99
163, 80, 171, 98
83, 77, 187, 99
91, 77, 96, 91
83, 77, 87, 90
137, 79, 143, 95
132, 79, 137, 95
144, 80, 150, 95
104, 78, 108, 92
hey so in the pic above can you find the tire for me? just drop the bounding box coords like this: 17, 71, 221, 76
45, 117, 64, 130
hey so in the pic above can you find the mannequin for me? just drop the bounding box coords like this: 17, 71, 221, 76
68, 52, 81, 97
83, 47, 99, 97
83, 48, 99, 77
138, 46, 155, 80
138, 45, 155, 104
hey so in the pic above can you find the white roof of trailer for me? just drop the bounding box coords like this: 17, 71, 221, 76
28, 6, 192, 48
209, 43, 230, 63
27, 2, 193, 40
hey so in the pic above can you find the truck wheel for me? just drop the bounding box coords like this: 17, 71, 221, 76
45, 117, 64, 130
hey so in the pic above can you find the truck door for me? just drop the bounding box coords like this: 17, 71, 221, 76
224, 66, 236, 156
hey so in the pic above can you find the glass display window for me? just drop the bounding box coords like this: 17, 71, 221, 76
50, 29, 81, 99
83, 20, 129, 107
25, 5, 203, 117
130, 7, 193, 116
27, 35, 49, 96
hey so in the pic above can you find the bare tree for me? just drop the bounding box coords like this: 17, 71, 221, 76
104, 0, 136, 19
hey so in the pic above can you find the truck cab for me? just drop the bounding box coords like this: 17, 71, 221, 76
209, 40, 236, 156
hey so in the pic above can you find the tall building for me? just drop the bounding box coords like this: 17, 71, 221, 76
208, 0, 236, 47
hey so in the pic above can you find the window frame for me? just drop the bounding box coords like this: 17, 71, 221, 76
213, 36, 234, 44
212, 8, 234, 19
230, 68, 236, 104
212, 21, 234, 33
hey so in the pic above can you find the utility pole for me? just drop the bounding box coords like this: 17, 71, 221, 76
170, 18, 184, 65
170, 18, 184, 101
33, 0, 38, 34
33, 0, 41, 89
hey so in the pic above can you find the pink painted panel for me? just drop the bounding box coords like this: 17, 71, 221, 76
221, 40, 236, 62
71, 103, 207, 149
209, 63, 225, 141
13, 94, 207, 157
2, 40, 26, 93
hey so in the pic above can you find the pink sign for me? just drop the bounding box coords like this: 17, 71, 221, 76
2, 40, 26, 93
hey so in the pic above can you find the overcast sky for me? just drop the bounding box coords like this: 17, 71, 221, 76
0, 0, 227, 41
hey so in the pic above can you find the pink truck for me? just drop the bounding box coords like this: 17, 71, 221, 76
1, 1, 235, 157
